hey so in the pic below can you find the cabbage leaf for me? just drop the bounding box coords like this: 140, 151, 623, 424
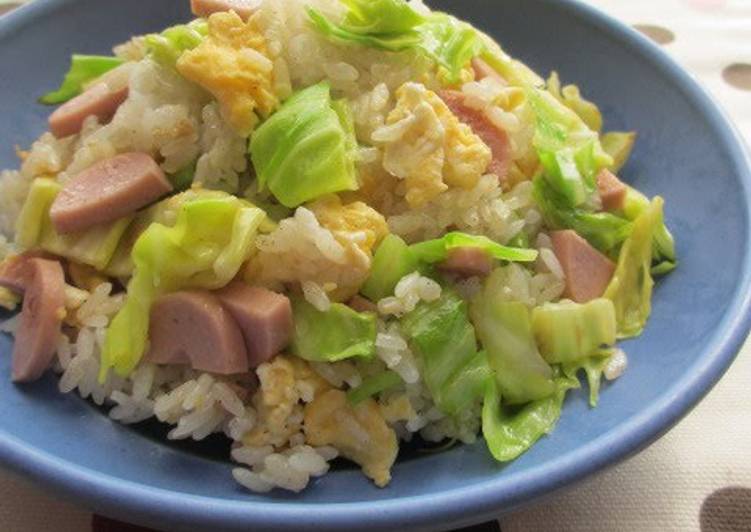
604, 197, 664, 338
100, 192, 264, 379
249, 82, 359, 208
546, 71, 603, 133
347, 370, 401, 405
307, 1, 484, 84
532, 298, 616, 364
410, 231, 538, 264
39, 55, 124, 105
470, 267, 555, 404
623, 187, 676, 275
527, 88, 612, 208
601, 131, 636, 174
482, 371, 578, 462
401, 290, 492, 415
144, 19, 208, 67
533, 176, 632, 255
561, 349, 614, 407
290, 299, 376, 362
361, 234, 419, 302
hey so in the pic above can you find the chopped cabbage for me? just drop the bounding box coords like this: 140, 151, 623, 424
307, 1, 484, 84
361, 234, 419, 302
604, 197, 664, 338
410, 231, 538, 264
100, 192, 264, 379
347, 370, 402, 405
144, 19, 208, 67
39, 55, 124, 105
482, 371, 578, 462
401, 290, 492, 415
249, 82, 359, 208
291, 299, 377, 362
533, 175, 632, 255
470, 267, 555, 404
532, 298, 616, 364
601, 131, 637, 174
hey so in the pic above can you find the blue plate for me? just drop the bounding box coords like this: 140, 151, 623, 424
1, 0, 750, 530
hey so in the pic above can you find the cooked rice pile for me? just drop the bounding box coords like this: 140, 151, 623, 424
0, 0, 643, 494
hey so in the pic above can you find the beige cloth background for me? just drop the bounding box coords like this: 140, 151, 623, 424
0, 0, 749, 530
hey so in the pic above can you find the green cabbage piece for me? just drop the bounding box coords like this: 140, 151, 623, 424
476, 46, 544, 88
533, 176, 632, 255
15, 178, 131, 270
561, 348, 614, 407
401, 290, 492, 415
39, 55, 124, 105
347, 370, 401, 405
470, 267, 555, 404
100, 192, 265, 379
482, 370, 579, 462
601, 131, 637, 174
144, 19, 208, 67
528, 88, 612, 208
361, 234, 419, 302
410, 231, 538, 264
307, 2, 484, 84
604, 197, 664, 338
305, 5, 422, 52
340, 0, 426, 34
547, 71, 603, 133
418, 13, 485, 84
291, 299, 376, 362
531, 299, 616, 364
249, 82, 359, 208
623, 187, 676, 275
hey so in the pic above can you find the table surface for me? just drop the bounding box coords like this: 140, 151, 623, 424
0, 1, 749, 531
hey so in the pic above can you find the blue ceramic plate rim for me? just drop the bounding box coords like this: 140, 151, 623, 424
1, 0, 750, 530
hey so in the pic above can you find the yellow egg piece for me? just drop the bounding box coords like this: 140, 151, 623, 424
304, 389, 398, 487
380, 82, 491, 208
177, 11, 278, 136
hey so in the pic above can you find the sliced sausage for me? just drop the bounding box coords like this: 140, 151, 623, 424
50, 153, 173, 234
440, 90, 512, 189
438, 247, 493, 278
348, 295, 378, 314
0, 252, 54, 294
215, 282, 292, 368
596, 168, 627, 212
471, 57, 507, 85
551, 230, 615, 303
190, 0, 260, 19
49, 82, 128, 139
12, 258, 65, 383
145, 290, 248, 374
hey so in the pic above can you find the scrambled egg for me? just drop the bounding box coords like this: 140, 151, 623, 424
379, 393, 416, 425
177, 11, 278, 136
379, 82, 491, 208
307, 194, 389, 257
244, 355, 303, 447
0, 287, 18, 311
304, 389, 398, 487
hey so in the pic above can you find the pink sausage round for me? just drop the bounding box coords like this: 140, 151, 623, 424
49, 82, 128, 139
50, 152, 173, 234
215, 282, 293, 368
145, 290, 249, 375
12, 258, 65, 383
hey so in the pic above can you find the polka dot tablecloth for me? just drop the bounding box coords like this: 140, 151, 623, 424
0, 1, 749, 531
